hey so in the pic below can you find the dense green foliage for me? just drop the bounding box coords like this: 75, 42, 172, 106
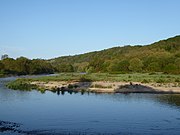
1, 36, 180, 76
0, 57, 54, 76
50, 35, 180, 74
6, 79, 37, 90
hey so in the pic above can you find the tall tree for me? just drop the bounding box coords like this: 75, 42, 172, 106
129, 58, 143, 72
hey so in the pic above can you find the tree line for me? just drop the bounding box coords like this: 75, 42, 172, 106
0, 57, 54, 76
50, 35, 180, 74
1, 35, 180, 76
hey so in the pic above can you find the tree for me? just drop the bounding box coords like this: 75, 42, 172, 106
88, 58, 104, 72
108, 59, 120, 72
74, 62, 89, 72
1, 54, 8, 60
164, 64, 178, 74
0, 61, 4, 73
56, 63, 74, 72
175, 58, 180, 69
29, 59, 54, 74
129, 58, 143, 72
15, 57, 31, 75
147, 62, 160, 72
118, 59, 130, 72
1, 58, 17, 74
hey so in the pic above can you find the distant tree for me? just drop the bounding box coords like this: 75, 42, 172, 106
118, 59, 130, 72
143, 56, 158, 68
56, 63, 74, 72
164, 64, 178, 74
86, 66, 94, 73
107, 59, 130, 73
74, 62, 89, 72
129, 58, 144, 72
15, 57, 31, 75
147, 62, 161, 72
1, 54, 8, 60
1, 58, 17, 74
0, 61, 4, 73
108, 59, 120, 72
175, 58, 180, 69
101, 61, 111, 72
88, 58, 104, 72
29, 59, 54, 74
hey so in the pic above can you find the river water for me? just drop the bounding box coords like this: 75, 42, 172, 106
0, 76, 180, 135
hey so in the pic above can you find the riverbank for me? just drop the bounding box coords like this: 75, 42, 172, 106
6, 73, 180, 94
29, 81, 180, 94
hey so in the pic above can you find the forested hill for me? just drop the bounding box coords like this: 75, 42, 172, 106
50, 35, 180, 74
0, 35, 180, 76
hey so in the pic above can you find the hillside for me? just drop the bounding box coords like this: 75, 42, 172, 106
50, 35, 180, 74
1, 35, 180, 76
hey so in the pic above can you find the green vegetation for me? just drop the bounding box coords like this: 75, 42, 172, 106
0, 57, 54, 76
91, 84, 112, 89
50, 35, 180, 74
1, 36, 180, 77
6, 73, 180, 91
158, 95, 180, 107
20, 73, 180, 83
6, 79, 37, 90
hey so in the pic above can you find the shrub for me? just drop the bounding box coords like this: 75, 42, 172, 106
79, 77, 92, 82
7, 79, 37, 90
175, 79, 180, 82
156, 79, 165, 83
141, 79, 149, 83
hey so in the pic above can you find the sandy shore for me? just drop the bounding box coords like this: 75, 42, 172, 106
30, 81, 180, 94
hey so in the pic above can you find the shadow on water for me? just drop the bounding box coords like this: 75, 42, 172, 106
156, 94, 180, 108
48, 81, 180, 109
1, 77, 180, 134
50, 81, 93, 96
2, 76, 180, 109
50, 86, 180, 110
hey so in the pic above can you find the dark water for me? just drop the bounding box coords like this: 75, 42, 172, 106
0, 77, 180, 135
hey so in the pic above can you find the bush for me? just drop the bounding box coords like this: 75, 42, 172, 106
175, 79, 180, 82
79, 77, 92, 82
68, 84, 74, 89
7, 79, 37, 90
141, 79, 149, 83
156, 79, 165, 83
92, 84, 112, 88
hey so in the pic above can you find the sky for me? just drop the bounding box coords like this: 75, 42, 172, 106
0, 0, 180, 59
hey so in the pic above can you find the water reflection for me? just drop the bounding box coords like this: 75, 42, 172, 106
1, 76, 180, 109
157, 94, 180, 108
50, 87, 180, 109
1, 76, 180, 135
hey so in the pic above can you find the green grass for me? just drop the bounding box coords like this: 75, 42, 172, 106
6, 79, 37, 90
6, 73, 180, 90
10, 73, 180, 83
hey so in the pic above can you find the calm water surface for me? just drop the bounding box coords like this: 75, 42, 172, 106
0, 77, 180, 135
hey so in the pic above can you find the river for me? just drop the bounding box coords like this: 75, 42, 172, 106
0, 76, 180, 135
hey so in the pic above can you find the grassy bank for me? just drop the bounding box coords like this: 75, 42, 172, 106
6, 73, 180, 92
20, 72, 180, 83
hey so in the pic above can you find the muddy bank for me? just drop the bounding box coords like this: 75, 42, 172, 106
30, 81, 180, 94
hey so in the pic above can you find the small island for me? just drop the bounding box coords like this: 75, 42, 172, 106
7, 73, 180, 94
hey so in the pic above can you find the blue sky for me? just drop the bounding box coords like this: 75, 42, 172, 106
0, 0, 180, 59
